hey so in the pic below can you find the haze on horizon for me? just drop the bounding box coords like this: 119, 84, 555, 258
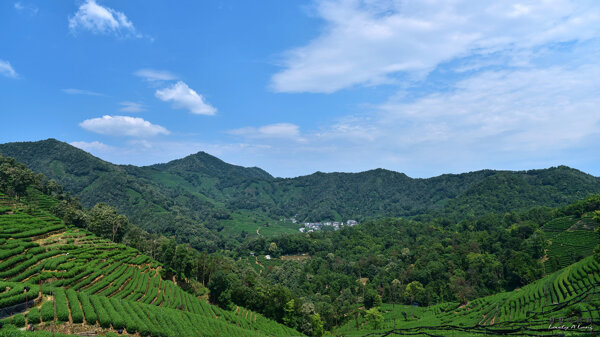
1, 1, 599, 178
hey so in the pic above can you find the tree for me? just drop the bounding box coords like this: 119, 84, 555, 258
449, 274, 473, 304
283, 299, 295, 327
363, 288, 381, 309
391, 279, 402, 328
311, 313, 324, 337
173, 244, 192, 279
52, 200, 87, 228
0, 155, 38, 198
208, 270, 234, 310
404, 281, 424, 318
365, 307, 383, 329
87, 203, 130, 242
159, 239, 177, 270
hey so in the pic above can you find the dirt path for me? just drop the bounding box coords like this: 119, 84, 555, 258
540, 249, 549, 263
256, 227, 263, 237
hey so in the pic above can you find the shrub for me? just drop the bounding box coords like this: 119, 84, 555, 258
40, 301, 54, 322
54, 289, 69, 322
101, 297, 124, 330
77, 292, 97, 325
67, 289, 83, 323
90, 296, 110, 329
11, 314, 25, 328
26, 307, 40, 325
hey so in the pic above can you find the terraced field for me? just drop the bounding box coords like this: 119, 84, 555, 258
0, 193, 302, 336
541, 215, 600, 273
334, 255, 600, 336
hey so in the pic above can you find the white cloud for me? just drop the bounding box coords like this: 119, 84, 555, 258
155, 81, 216, 115
229, 123, 303, 140
14, 2, 38, 15
119, 101, 145, 112
68, 0, 140, 37
374, 65, 600, 151
135, 69, 177, 82
70, 141, 112, 152
0, 60, 18, 78
79, 115, 170, 137
62, 88, 104, 96
293, 63, 600, 176
271, 0, 600, 93
220, 62, 600, 177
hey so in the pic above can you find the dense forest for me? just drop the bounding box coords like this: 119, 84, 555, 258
1, 139, 599, 250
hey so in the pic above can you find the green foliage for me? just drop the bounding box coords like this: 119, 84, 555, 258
3, 139, 600, 251
3, 140, 600, 336
40, 301, 54, 322
364, 307, 383, 329
77, 292, 97, 325
208, 270, 234, 310
311, 313, 324, 337
283, 299, 295, 326
10, 314, 25, 328
54, 288, 69, 322
0, 155, 39, 197
363, 288, 382, 309
87, 203, 130, 243
66, 289, 83, 323
0, 176, 302, 337
26, 308, 40, 325
405, 281, 424, 304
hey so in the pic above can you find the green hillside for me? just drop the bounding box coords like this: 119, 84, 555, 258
333, 254, 600, 336
1, 139, 600, 247
0, 193, 301, 336
2, 140, 600, 336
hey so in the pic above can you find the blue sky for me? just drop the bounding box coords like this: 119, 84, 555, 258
1, 0, 599, 178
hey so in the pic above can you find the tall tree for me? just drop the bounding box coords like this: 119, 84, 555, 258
405, 281, 424, 318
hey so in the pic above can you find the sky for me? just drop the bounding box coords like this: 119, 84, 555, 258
1, 0, 599, 178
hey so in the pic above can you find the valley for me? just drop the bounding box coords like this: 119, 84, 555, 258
0, 142, 599, 336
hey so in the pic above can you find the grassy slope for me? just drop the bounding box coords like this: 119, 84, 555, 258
0, 192, 302, 337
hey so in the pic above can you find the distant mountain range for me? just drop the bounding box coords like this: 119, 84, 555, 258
2, 138, 599, 248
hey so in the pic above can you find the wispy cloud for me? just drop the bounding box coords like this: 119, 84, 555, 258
70, 141, 112, 152
271, 1, 600, 93
229, 123, 303, 141
155, 81, 216, 115
79, 115, 170, 137
0, 60, 18, 78
14, 2, 38, 16
68, 0, 141, 38
119, 101, 145, 112
62, 88, 105, 96
135, 69, 177, 82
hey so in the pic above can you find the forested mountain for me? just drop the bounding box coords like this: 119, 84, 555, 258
2, 139, 600, 246
2, 142, 600, 336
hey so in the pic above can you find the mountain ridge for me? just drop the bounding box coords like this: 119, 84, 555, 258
1, 138, 600, 249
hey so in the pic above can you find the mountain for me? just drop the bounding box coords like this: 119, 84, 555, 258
151, 151, 272, 180
1, 139, 600, 246
2, 144, 600, 335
